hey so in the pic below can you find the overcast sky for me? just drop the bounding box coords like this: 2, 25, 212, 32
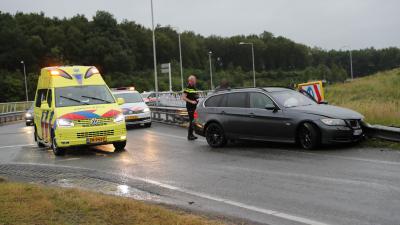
1, 0, 399, 50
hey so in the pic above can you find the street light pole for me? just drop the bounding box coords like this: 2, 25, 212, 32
150, 0, 158, 100
208, 51, 213, 90
178, 31, 184, 91
341, 45, 354, 81
21, 61, 28, 102
239, 42, 256, 87
156, 26, 184, 91
349, 50, 354, 80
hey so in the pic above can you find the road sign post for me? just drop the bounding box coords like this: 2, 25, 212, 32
161, 63, 172, 92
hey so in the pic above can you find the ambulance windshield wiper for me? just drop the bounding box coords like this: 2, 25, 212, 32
81, 95, 112, 103
59, 95, 89, 105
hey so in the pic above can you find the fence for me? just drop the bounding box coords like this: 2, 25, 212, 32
0, 101, 33, 114
155, 91, 212, 107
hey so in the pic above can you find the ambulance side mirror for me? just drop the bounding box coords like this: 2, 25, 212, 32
40, 100, 50, 110
117, 98, 125, 105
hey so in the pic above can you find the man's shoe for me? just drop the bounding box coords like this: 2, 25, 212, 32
188, 135, 198, 140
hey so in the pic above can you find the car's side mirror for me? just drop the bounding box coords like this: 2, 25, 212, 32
40, 101, 50, 110
117, 98, 125, 105
265, 103, 277, 111
319, 101, 329, 105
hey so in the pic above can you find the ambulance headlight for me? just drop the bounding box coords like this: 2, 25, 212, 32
143, 107, 150, 113
114, 114, 125, 123
56, 118, 74, 127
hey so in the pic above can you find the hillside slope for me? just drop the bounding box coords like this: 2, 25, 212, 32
326, 68, 400, 126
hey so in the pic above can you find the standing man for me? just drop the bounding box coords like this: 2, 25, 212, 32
182, 75, 199, 140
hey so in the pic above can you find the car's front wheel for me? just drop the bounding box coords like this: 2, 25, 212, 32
114, 141, 127, 151
51, 136, 65, 156
298, 122, 320, 150
205, 123, 227, 148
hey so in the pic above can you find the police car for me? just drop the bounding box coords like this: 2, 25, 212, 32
112, 87, 152, 127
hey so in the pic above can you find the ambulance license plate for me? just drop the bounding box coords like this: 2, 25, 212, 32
127, 115, 139, 120
87, 136, 107, 144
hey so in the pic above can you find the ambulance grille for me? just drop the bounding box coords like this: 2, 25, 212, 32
74, 118, 113, 127
76, 130, 114, 138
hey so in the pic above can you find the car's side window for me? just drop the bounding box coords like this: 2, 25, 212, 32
47, 89, 52, 107
205, 94, 224, 107
225, 92, 248, 108
35, 89, 47, 107
250, 92, 274, 109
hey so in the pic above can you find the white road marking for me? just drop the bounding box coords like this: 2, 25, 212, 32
134, 176, 330, 225
0, 144, 35, 149
55, 158, 80, 162
6, 162, 329, 225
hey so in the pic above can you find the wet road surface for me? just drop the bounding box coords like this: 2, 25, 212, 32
1, 122, 400, 225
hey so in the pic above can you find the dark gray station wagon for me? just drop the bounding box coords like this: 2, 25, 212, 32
194, 87, 364, 149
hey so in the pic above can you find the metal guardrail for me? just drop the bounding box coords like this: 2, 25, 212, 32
0, 101, 33, 114
150, 106, 188, 127
0, 112, 25, 124
152, 91, 211, 107
362, 124, 400, 142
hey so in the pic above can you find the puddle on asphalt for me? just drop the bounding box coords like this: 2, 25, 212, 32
51, 177, 160, 201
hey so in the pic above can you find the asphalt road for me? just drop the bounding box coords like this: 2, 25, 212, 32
1, 122, 400, 225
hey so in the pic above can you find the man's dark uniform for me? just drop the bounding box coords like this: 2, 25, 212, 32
184, 84, 199, 139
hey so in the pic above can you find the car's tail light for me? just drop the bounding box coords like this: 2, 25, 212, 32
194, 110, 198, 119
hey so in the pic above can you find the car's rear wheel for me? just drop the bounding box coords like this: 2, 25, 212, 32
114, 141, 127, 151
205, 123, 227, 148
51, 136, 65, 156
298, 122, 320, 150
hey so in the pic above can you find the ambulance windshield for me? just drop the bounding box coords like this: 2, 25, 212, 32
55, 85, 115, 107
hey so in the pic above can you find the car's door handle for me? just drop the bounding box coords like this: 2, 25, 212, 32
249, 113, 255, 118
221, 111, 226, 115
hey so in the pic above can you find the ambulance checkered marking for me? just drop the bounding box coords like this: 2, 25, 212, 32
60, 110, 100, 120
102, 109, 120, 118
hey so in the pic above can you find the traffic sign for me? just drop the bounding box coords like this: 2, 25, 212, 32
297, 81, 325, 103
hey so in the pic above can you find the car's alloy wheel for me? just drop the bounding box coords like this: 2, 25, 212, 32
52, 136, 65, 156
299, 122, 320, 150
206, 123, 227, 148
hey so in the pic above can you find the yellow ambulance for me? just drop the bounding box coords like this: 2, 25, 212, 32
33, 66, 127, 155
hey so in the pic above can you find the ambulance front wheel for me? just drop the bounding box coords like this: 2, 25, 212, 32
51, 131, 65, 156
113, 141, 126, 152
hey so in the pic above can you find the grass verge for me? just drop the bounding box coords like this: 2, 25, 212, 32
325, 69, 400, 150
0, 180, 225, 225
325, 68, 400, 127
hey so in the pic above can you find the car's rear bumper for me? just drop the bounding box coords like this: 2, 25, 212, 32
194, 122, 205, 136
